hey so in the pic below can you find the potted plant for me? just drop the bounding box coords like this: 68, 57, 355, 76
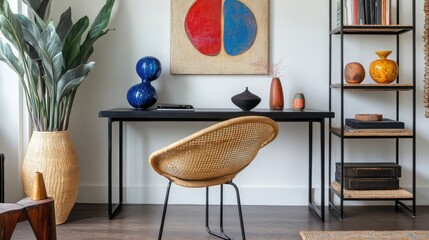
0, 0, 115, 224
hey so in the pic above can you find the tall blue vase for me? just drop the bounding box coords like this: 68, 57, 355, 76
127, 56, 162, 109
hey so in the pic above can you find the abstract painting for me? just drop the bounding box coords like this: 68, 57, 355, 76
171, 0, 269, 74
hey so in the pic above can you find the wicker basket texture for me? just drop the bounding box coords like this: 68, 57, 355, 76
22, 131, 79, 225
150, 116, 278, 188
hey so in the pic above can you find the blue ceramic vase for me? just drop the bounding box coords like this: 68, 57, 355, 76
127, 57, 162, 109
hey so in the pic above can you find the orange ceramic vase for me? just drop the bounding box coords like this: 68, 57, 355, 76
292, 93, 305, 111
369, 50, 398, 84
269, 78, 284, 110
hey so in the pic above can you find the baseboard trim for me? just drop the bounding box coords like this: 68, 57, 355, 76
77, 185, 429, 206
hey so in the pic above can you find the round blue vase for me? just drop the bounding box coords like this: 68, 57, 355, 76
127, 57, 162, 109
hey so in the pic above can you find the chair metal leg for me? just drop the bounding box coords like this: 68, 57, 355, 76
206, 185, 231, 240
228, 181, 246, 240
158, 181, 172, 240
206, 182, 246, 240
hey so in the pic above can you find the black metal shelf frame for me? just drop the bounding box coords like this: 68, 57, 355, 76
328, 0, 416, 219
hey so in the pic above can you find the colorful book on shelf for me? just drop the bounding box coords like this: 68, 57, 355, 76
345, 118, 404, 129
381, 0, 386, 25
358, 0, 365, 25
353, 0, 359, 25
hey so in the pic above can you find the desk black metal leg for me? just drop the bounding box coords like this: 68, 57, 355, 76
119, 121, 123, 205
108, 120, 123, 219
309, 122, 313, 205
308, 120, 325, 222
320, 119, 325, 221
108, 119, 113, 219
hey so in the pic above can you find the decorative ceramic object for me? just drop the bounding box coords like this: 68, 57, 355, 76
292, 93, 305, 111
270, 78, 284, 110
31, 172, 48, 201
369, 51, 398, 84
231, 87, 261, 111
355, 114, 383, 121
22, 131, 79, 225
127, 57, 162, 109
344, 62, 365, 84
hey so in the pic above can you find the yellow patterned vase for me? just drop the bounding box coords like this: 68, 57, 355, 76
369, 50, 398, 84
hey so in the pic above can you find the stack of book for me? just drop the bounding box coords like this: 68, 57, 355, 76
337, 0, 392, 26
344, 118, 405, 133
335, 162, 401, 190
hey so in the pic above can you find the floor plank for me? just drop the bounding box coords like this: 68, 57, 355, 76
11, 204, 429, 239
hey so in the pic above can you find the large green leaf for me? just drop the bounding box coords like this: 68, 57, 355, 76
56, 7, 72, 43
76, 0, 114, 66
16, 14, 40, 49
62, 16, 88, 70
56, 61, 95, 101
0, 0, 26, 53
22, 0, 46, 30
37, 22, 63, 89
0, 38, 24, 78
22, 0, 51, 22
87, 0, 114, 39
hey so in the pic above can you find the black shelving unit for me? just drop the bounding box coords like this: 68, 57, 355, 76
328, 0, 416, 218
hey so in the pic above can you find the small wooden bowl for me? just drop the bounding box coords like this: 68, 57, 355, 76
355, 114, 383, 121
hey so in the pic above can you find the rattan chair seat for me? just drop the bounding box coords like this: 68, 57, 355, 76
149, 116, 278, 188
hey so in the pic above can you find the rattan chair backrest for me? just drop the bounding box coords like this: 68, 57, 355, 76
149, 116, 279, 188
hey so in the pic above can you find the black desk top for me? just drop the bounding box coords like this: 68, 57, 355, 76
99, 108, 334, 122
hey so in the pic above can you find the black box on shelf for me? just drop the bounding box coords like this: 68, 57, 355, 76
345, 118, 405, 129
334, 178, 399, 190
335, 162, 401, 178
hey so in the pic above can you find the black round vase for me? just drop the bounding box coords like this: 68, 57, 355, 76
231, 87, 261, 111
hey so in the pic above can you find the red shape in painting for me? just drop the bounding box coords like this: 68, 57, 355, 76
185, 0, 222, 56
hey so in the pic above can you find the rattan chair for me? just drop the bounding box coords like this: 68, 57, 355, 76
149, 116, 278, 240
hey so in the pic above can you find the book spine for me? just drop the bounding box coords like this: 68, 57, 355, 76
342, 178, 399, 190
358, 0, 366, 25
345, 119, 405, 129
386, 0, 391, 25
353, 0, 359, 25
364, 0, 371, 24
375, 0, 382, 25
381, 0, 386, 25
337, 0, 341, 27
369, 0, 375, 24
345, 0, 353, 25
336, 166, 401, 178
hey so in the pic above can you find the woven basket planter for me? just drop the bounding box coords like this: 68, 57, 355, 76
22, 131, 80, 225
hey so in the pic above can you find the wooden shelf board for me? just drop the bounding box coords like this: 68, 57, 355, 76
331, 127, 413, 138
330, 83, 413, 91
331, 182, 413, 200
331, 25, 413, 35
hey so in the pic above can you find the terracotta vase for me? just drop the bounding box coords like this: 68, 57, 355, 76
344, 62, 365, 84
22, 131, 80, 225
369, 50, 398, 84
269, 78, 284, 110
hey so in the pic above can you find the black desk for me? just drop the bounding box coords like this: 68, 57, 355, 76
99, 108, 334, 221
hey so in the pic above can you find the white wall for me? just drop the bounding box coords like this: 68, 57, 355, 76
0, 0, 25, 203
1, 0, 428, 205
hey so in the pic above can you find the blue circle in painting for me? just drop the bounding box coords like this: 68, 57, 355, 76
136, 56, 162, 81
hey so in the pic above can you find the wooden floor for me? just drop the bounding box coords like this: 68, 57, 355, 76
12, 204, 429, 239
